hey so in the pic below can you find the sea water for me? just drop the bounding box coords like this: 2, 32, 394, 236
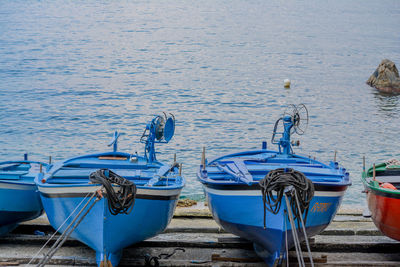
1, 0, 400, 206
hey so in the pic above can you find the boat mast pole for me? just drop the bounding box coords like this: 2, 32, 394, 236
280, 115, 294, 155
145, 121, 157, 163
108, 131, 120, 153
373, 163, 376, 181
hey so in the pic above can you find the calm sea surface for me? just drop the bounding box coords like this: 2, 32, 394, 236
1, 0, 400, 207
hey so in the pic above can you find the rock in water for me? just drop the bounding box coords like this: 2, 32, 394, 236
367, 59, 400, 93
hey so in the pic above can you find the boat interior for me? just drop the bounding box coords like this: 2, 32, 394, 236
375, 169, 400, 190
204, 154, 346, 185
44, 162, 181, 187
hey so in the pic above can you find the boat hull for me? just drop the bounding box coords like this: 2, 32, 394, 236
203, 185, 346, 265
367, 188, 400, 241
39, 185, 181, 266
0, 181, 43, 235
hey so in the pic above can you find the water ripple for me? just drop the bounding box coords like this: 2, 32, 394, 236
0, 0, 399, 204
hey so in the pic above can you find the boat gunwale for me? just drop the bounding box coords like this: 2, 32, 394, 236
39, 150, 184, 190
0, 160, 49, 185
0, 160, 49, 167
0, 179, 37, 186
207, 149, 334, 169
36, 177, 185, 191
198, 148, 351, 187
362, 166, 400, 196
198, 175, 350, 192
37, 186, 183, 200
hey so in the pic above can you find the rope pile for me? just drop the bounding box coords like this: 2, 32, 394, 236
385, 158, 400, 168
259, 168, 314, 228
89, 169, 137, 215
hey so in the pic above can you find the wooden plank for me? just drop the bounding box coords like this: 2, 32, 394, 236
98, 156, 127, 160
211, 253, 262, 262
0, 237, 399, 266
0, 262, 19, 266
5, 207, 400, 266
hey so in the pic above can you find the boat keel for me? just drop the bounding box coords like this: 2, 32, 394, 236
0, 223, 17, 236
96, 250, 122, 267
253, 242, 280, 266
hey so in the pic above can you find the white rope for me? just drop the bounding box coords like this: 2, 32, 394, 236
284, 210, 289, 267
385, 158, 400, 167
294, 191, 314, 267
36, 193, 99, 267
284, 193, 305, 267
26, 192, 92, 266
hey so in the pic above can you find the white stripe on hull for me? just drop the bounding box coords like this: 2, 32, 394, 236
203, 186, 346, 197
38, 184, 182, 196
0, 181, 35, 191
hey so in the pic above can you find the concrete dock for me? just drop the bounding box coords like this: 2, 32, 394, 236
0, 204, 399, 266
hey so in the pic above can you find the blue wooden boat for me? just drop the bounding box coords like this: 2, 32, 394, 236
35, 114, 184, 267
0, 156, 47, 235
197, 104, 351, 266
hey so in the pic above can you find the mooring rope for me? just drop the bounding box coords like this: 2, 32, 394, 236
89, 169, 137, 215
37, 194, 100, 267
284, 210, 289, 267
27, 191, 93, 266
35, 191, 100, 267
259, 168, 315, 267
284, 193, 306, 267
259, 168, 314, 229
293, 190, 314, 267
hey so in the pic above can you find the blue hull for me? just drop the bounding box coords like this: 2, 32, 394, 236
204, 186, 345, 265
0, 180, 43, 236
39, 185, 180, 266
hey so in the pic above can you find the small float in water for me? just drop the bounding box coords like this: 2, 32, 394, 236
197, 104, 351, 266
362, 159, 400, 241
34, 114, 185, 267
0, 156, 48, 236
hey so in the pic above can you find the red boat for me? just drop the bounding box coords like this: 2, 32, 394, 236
362, 161, 400, 241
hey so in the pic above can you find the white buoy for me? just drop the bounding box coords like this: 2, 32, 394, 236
284, 79, 291, 88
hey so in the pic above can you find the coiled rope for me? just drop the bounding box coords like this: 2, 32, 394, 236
89, 169, 137, 215
385, 158, 400, 167
259, 168, 314, 229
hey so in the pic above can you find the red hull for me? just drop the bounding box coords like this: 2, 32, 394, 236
367, 190, 400, 241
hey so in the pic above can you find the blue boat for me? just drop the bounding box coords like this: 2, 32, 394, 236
197, 104, 351, 266
0, 156, 47, 235
35, 114, 185, 267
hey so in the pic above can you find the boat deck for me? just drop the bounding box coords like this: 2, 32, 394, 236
373, 175, 400, 189
0, 204, 399, 266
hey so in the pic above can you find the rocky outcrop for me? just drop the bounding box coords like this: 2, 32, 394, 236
367, 59, 400, 93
